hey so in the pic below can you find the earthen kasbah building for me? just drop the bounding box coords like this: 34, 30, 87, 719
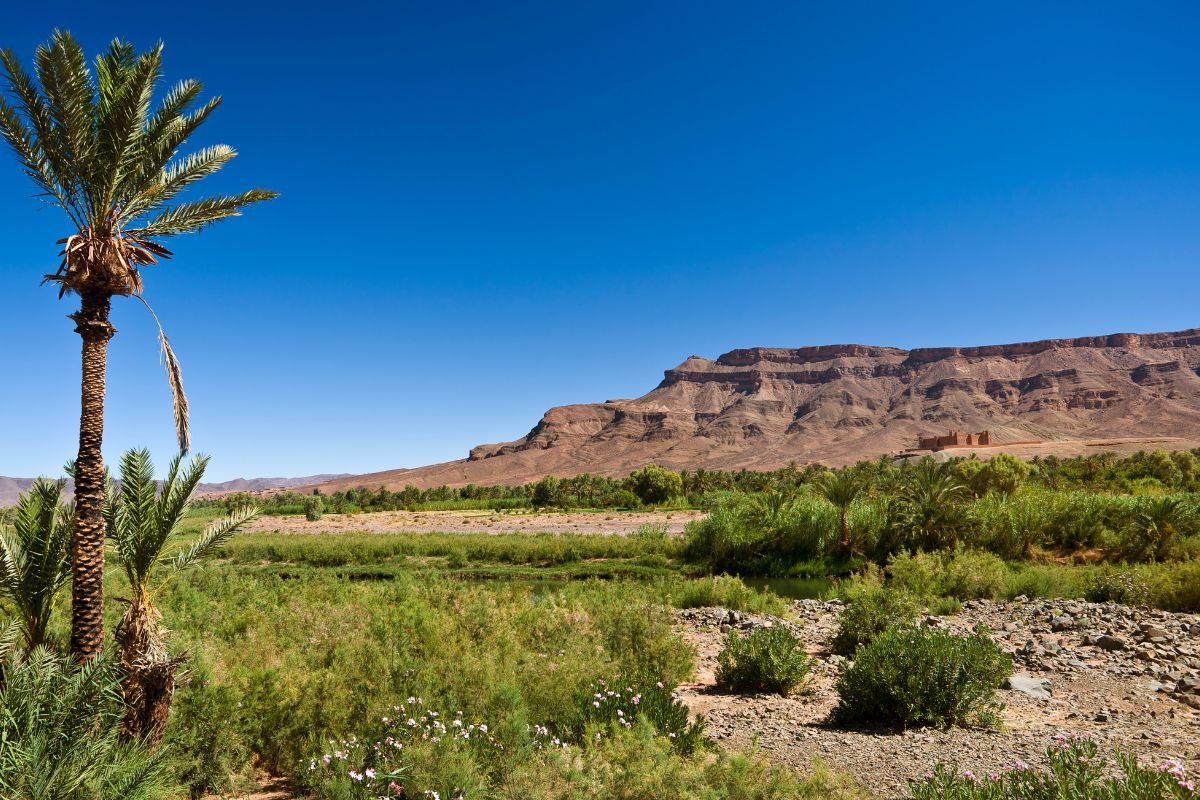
916, 430, 993, 451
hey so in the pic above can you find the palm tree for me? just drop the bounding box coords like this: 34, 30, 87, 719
815, 469, 867, 556
892, 459, 973, 550
106, 448, 258, 745
0, 32, 276, 660
0, 479, 72, 651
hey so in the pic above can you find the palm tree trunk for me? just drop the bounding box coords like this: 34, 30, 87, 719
69, 290, 115, 662
839, 508, 851, 556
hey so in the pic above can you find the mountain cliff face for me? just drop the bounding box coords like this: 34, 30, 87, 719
310, 328, 1200, 491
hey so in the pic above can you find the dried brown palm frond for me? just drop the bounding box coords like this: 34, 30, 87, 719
134, 295, 188, 453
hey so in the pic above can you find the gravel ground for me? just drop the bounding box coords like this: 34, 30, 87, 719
674, 599, 1200, 798
245, 509, 704, 535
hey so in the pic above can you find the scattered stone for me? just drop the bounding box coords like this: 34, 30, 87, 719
1051, 615, 1075, 632
1097, 635, 1127, 651
1002, 674, 1053, 700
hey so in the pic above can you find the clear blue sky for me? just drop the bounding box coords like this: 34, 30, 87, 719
1, 2, 1197, 481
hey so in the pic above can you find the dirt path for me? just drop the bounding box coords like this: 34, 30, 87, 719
245, 508, 704, 535
675, 600, 1200, 798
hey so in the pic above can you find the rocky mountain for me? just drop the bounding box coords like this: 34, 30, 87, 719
0, 474, 352, 507
312, 328, 1200, 491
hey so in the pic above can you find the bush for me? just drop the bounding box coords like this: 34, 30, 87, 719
671, 575, 787, 615
629, 464, 684, 506
715, 626, 813, 696
833, 625, 1011, 728
910, 734, 1198, 799
531, 475, 564, 508
303, 495, 324, 522
832, 577, 919, 656
1086, 569, 1151, 606
889, 549, 1007, 601
568, 677, 705, 754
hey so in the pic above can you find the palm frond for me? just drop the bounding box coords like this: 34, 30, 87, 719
126, 188, 278, 237
166, 504, 258, 574
133, 295, 189, 452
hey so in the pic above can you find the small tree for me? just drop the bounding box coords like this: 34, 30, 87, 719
979, 453, 1031, 496
303, 495, 324, 522
106, 449, 258, 746
531, 475, 563, 508
629, 464, 683, 506
0, 479, 72, 651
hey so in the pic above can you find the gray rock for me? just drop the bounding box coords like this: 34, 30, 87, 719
1051, 615, 1075, 632
1097, 635, 1127, 651
1002, 674, 1053, 700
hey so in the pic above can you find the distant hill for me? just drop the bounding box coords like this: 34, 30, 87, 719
309, 327, 1200, 492
0, 474, 352, 507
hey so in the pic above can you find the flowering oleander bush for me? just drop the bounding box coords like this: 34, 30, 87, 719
715, 626, 814, 696
301, 698, 500, 799
833, 625, 1011, 729
909, 734, 1199, 799
565, 677, 705, 755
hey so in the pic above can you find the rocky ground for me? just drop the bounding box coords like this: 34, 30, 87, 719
674, 599, 1200, 798
245, 508, 703, 535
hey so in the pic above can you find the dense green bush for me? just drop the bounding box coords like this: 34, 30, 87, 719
671, 575, 787, 615
888, 549, 1007, 601
910, 734, 1198, 799
303, 495, 324, 521
833, 625, 1011, 729
567, 677, 705, 754
629, 464, 685, 506
1086, 568, 1151, 606
832, 575, 919, 656
715, 626, 813, 696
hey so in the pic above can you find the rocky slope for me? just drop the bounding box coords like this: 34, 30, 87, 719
314, 328, 1200, 491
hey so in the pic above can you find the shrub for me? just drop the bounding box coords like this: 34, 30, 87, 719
303, 495, 324, 522
568, 677, 705, 754
889, 549, 1007, 601
715, 626, 813, 696
910, 734, 1198, 799
629, 464, 684, 506
1086, 569, 1151, 606
832, 577, 919, 656
833, 625, 1011, 728
671, 575, 787, 615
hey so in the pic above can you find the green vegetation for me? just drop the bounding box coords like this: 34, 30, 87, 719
715, 626, 814, 696
911, 735, 1198, 799
0, 649, 170, 800
0, 31, 276, 661
833, 626, 1012, 729
832, 573, 919, 656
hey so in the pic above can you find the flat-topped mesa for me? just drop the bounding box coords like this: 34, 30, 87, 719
904, 329, 1200, 365
716, 344, 907, 366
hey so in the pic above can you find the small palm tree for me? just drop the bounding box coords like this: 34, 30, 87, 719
893, 459, 973, 550
1128, 496, 1193, 561
0, 479, 72, 651
0, 32, 276, 660
0, 647, 169, 800
106, 448, 258, 745
815, 469, 866, 556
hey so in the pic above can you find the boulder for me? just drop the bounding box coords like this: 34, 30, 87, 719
1002, 674, 1053, 700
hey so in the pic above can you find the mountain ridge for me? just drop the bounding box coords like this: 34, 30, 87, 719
309, 327, 1200, 492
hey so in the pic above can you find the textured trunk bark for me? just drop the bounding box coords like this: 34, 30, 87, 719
69, 290, 115, 662
117, 596, 180, 747
839, 509, 851, 556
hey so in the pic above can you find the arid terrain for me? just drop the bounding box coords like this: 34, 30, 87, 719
676, 599, 1200, 799
310, 328, 1200, 492
245, 508, 704, 535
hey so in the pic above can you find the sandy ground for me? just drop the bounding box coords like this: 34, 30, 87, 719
244, 508, 705, 535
